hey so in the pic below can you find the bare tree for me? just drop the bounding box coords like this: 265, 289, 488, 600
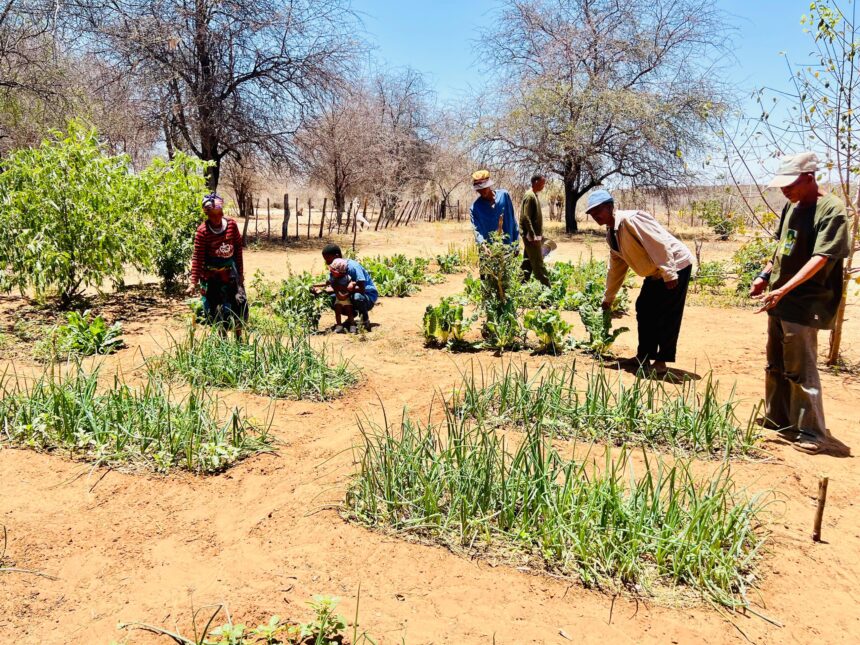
66, 0, 362, 190
474, 0, 731, 233
425, 110, 473, 219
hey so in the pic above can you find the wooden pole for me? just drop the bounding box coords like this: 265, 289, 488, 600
242, 193, 251, 243
254, 198, 259, 239
374, 203, 384, 231
282, 193, 290, 241
307, 197, 313, 238
457, 199, 460, 222
813, 476, 829, 542
267, 197, 271, 238
295, 196, 299, 239
318, 197, 327, 238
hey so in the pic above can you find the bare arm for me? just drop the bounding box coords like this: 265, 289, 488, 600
754, 256, 829, 313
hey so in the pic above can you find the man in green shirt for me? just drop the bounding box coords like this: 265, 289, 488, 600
520, 173, 550, 286
751, 151, 851, 454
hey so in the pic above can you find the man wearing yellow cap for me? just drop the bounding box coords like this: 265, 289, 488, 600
751, 152, 851, 454
469, 170, 519, 246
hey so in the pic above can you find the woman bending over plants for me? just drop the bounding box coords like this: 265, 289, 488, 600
188, 193, 248, 337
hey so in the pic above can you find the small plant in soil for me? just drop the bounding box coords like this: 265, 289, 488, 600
150, 329, 358, 400
35, 309, 124, 360
250, 271, 328, 333
423, 296, 469, 346
523, 308, 572, 354
577, 303, 629, 354
450, 362, 760, 456
346, 408, 770, 608
0, 368, 270, 473
361, 254, 443, 297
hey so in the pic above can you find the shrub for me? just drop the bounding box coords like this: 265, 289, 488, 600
0, 369, 269, 473
691, 199, 739, 240
423, 297, 468, 346
471, 235, 527, 350
435, 251, 463, 274
451, 362, 760, 456
0, 121, 208, 304
548, 258, 630, 312
151, 329, 358, 400
361, 254, 442, 297
346, 410, 769, 607
250, 271, 328, 333
693, 260, 728, 293
35, 310, 124, 360
733, 237, 777, 294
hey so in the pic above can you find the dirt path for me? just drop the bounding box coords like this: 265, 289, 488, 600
1, 220, 859, 644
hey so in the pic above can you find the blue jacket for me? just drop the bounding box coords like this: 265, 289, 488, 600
345, 259, 379, 303
470, 189, 519, 245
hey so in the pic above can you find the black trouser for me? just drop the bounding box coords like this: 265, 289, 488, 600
635, 265, 691, 363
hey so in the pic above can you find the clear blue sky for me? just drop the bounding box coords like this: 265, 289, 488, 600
353, 0, 818, 108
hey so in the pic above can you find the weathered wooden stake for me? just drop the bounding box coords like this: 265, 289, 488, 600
318, 198, 327, 238
307, 197, 313, 238
295, 197, 300, 239
267, 197, 271, 238
282, 193, 290, 241
254, 198, 259, 239
813, 476, 829, 542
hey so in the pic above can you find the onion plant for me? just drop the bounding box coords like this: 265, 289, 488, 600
450, 362, 760, 456
0, 369, 270, 473
151, 329, 358, 400
345, 409, 770, 608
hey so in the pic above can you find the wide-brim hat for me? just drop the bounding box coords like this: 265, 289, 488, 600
472, 169, 494, 191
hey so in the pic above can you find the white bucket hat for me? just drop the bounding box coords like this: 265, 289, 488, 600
768, 152, 819, 188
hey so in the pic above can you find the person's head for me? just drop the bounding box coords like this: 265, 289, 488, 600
585, 189, 615, 226
322, 243, 343, 266
329, 258, 349, 279
768, 151, 820, 203
531, 173, 546, 193
202, 193, 224, 224
472, 169, 495, 200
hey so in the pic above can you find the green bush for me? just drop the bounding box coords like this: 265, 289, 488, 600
0, 121, 208, 304
361, 254, 443, 297
250, 270, 328, 333
523, 309, 571, 353
693, 260, 728, 293
0, 369, 269, 473
548, 258, 630, 312
435, 251, 463, 274
733, 237, 776, 294
36, 310, 124, 360
691, 199, 739, 240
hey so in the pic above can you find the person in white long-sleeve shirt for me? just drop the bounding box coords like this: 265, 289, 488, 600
585, 189, 693, 375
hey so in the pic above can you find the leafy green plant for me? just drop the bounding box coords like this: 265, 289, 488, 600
0, 368, 270, 473
691, 199, 739, 240
693, 260, 728, 293
346, 408, 770, 608
577, 303, 628, 354
137, 152, 210, 289
0, 121, 209, 304
151, 329, 358, 400
523, 309, 571, 353
548, 258, 630, 312
435, 251, 463, 274
361, 254, 442, 297
298, 596, 347, 644
423, 297, 468, 346
733, 237, 777, 294
36, 310, 124, 359
472, 235, 526, 350
250, 271, 328, 333
451, 362, 760, 456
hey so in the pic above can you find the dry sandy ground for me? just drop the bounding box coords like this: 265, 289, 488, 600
1, 219, 859, 644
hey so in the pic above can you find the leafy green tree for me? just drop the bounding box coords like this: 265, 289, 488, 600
0, 120, 147, 306
136, 153, 209, 289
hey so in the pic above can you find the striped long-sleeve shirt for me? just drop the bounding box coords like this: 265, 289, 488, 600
190, 218, 244, 285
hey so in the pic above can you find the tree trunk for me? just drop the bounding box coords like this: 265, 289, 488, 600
827, 183, 860, 365
282, 193, 289, 240
563, 179, 580, 234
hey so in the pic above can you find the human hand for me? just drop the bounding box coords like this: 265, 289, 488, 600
749, 277, 768, 297
754, 287, 786, 313
186, 283, 201, 296
665, 278, 679, 290
600, 299, 613, 311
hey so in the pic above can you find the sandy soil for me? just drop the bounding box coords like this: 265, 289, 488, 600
1, 219, 859, 645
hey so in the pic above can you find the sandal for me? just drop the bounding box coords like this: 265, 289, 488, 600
793, 435, 825, 455
334, 324, 345, 334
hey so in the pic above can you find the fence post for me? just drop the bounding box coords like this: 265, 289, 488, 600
242, 192, 251, 243
254, 198, 259, 239
319, 197, 327, 238
282, 193, 290, 241
295, 196, 300, 239
457, 200, 460, 221
266, 197, 271, 238
307, 197, 313, 238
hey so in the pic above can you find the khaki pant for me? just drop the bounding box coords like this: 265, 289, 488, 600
521, 241, 550, 287
765, 316, 828, 439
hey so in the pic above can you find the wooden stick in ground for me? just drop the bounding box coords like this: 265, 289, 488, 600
813, 476, 829, 542
318, 197, 327, 238
242, 193, 251, 243
254, 198, 259, 239
352, 198, 366, 252
288, 193, 290, 242
307, 197, 313, 238
295, 196, 300, 239
267, 197, 271, 238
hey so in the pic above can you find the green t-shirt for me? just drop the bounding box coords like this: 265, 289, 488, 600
770, 192, 851, 329
519, 189, 543, 241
